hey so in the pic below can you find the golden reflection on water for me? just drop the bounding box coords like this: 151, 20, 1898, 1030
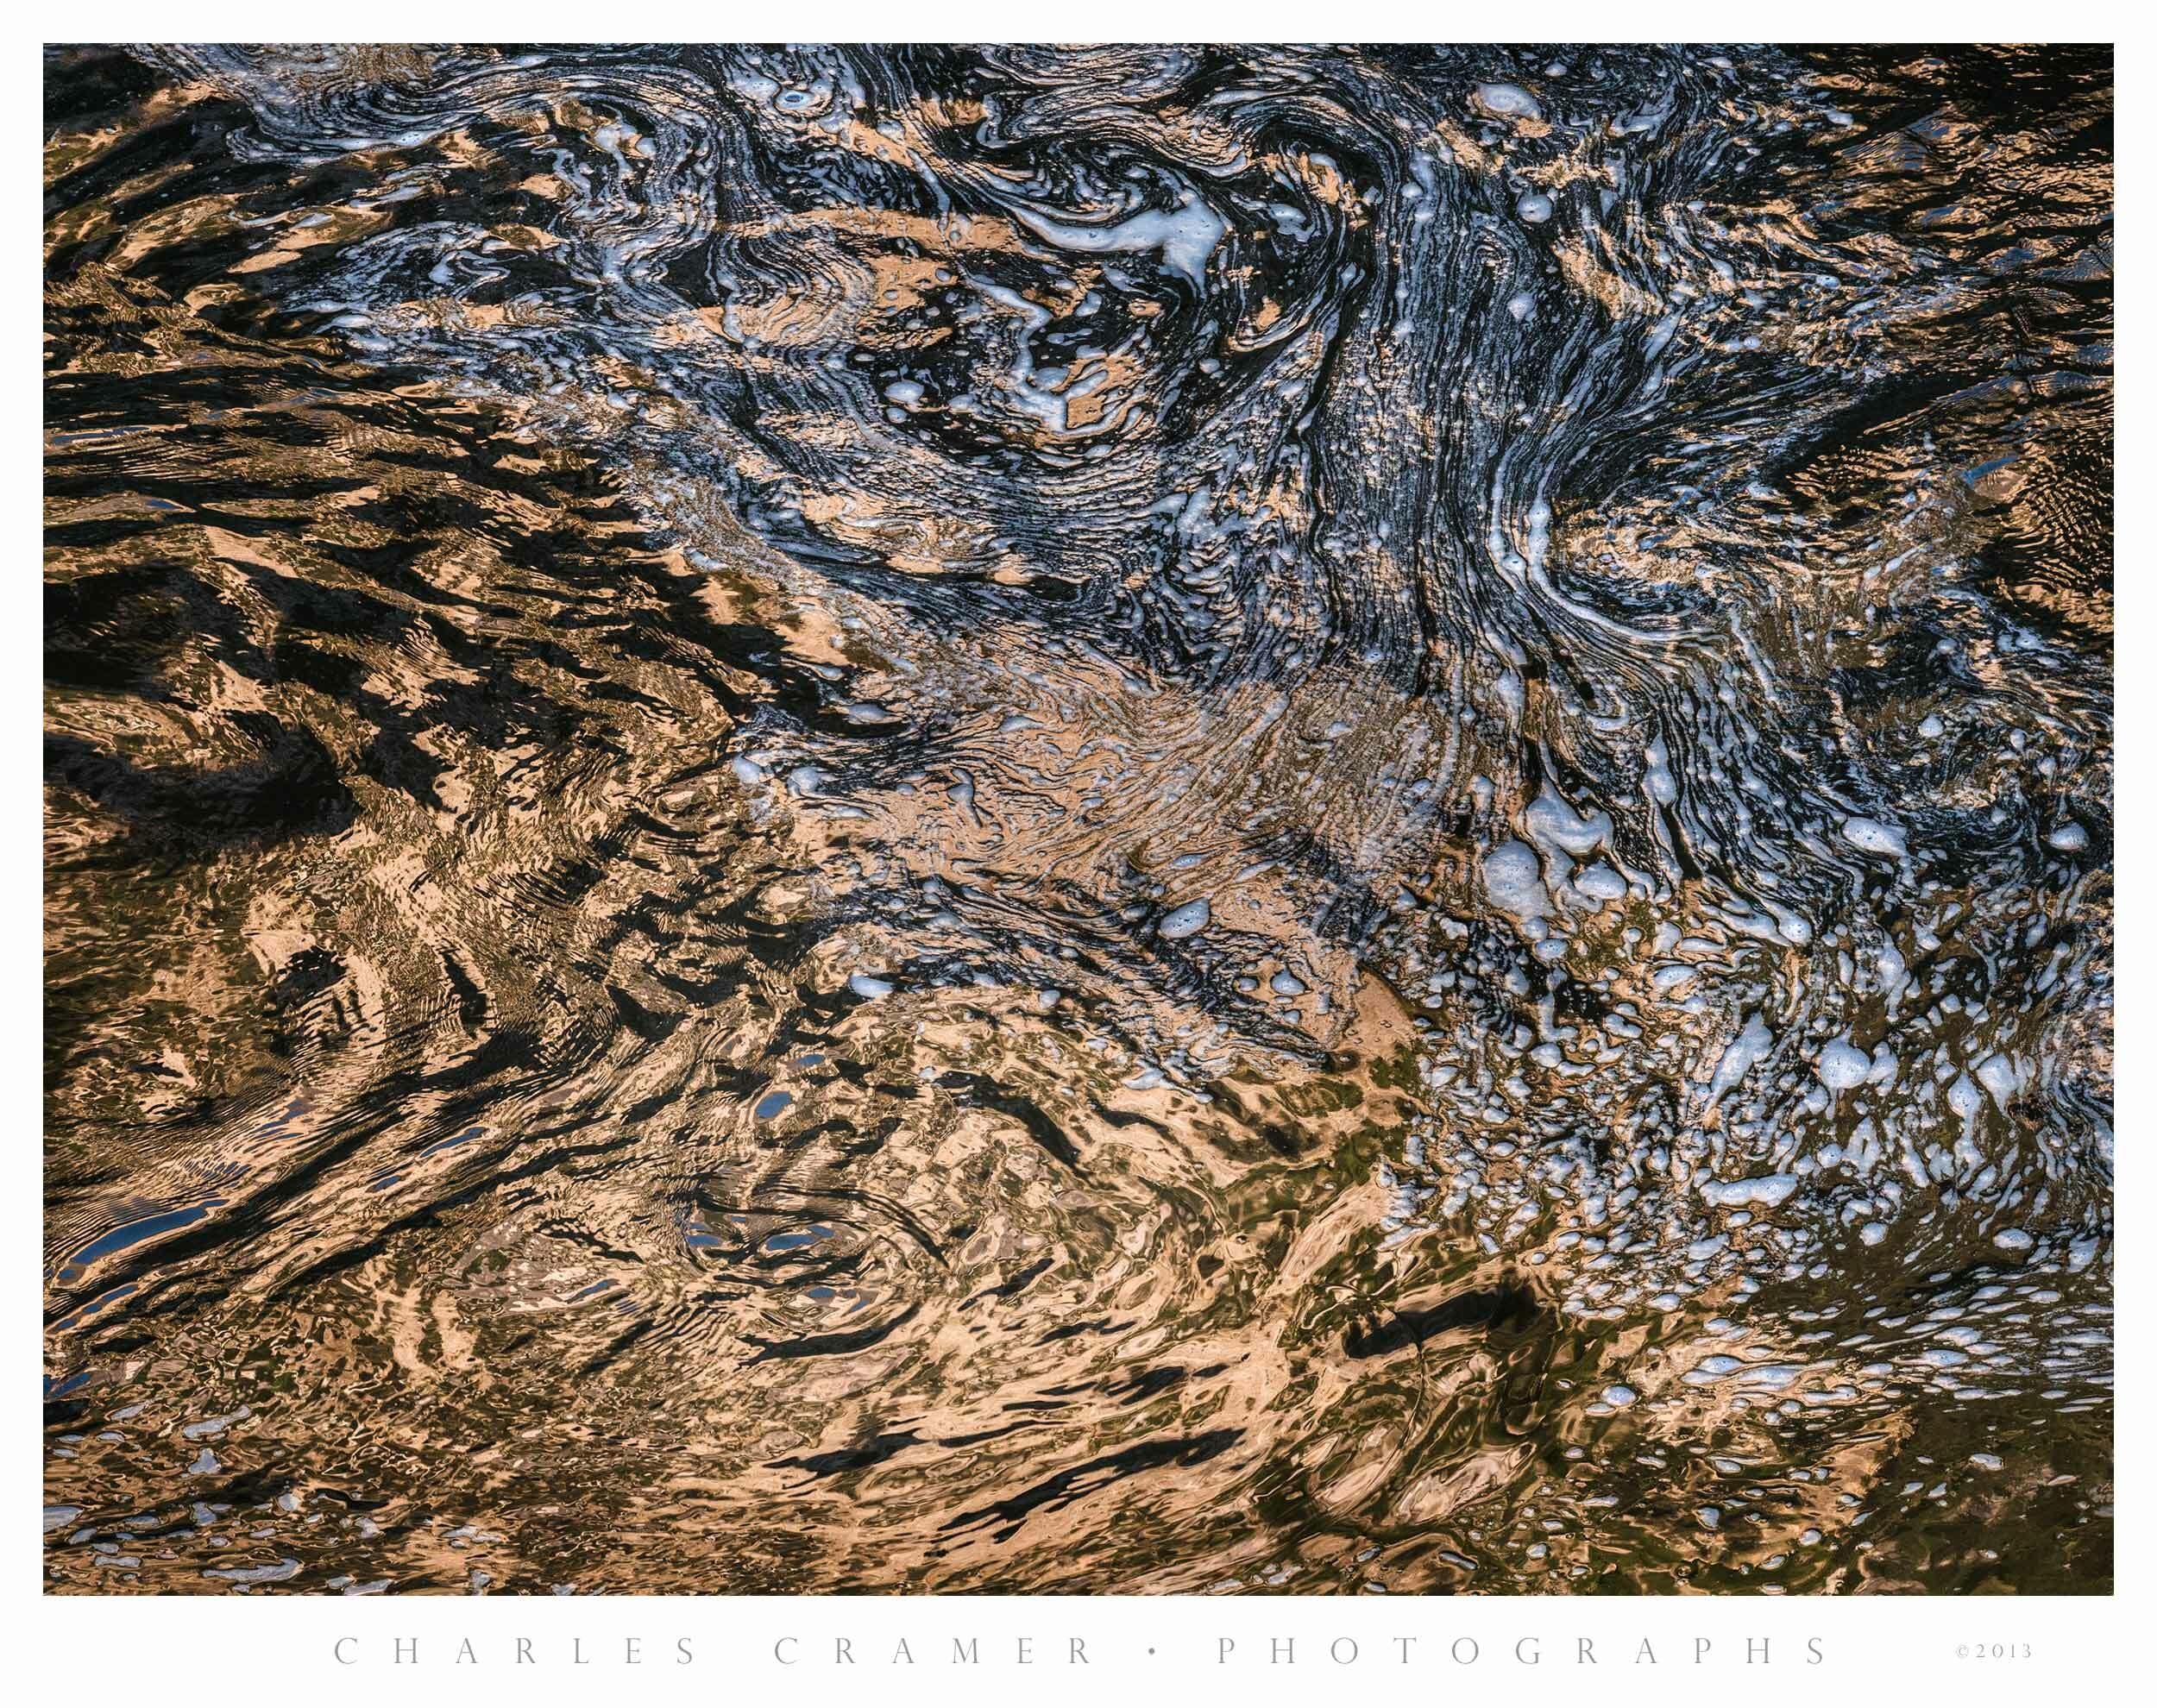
46, 43, 2110, 1593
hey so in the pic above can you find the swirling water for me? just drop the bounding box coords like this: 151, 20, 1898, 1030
43, 43, 2111, 1594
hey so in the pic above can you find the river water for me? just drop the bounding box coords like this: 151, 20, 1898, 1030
45, 43, 2111, 1593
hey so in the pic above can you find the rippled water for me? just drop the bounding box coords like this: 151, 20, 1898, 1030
44, 43, 2112, 1594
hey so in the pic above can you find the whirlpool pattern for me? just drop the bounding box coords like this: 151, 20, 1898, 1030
45, 43, 2111, 1593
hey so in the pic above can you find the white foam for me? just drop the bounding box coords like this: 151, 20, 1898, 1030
1705, 1013, 1774, 1107
1574, 863, 1627, 901
1700, 1172, 1800, 1209
1009, 192, 1226, 290
1474, 82, 1544, 121
1841, 816, 1909, 858
1482, 840, 1550, 925
1158, 900, 1211, 940
1817, 1038, 1871, 1093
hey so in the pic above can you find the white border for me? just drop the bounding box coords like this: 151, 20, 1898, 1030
12, 11, 2137, 1702
9, 5, 2137, 41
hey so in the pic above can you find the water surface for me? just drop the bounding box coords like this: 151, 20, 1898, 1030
44, 42, 2112, 1593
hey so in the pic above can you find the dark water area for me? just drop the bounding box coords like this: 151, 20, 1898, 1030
43, 43, 2111, 1594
